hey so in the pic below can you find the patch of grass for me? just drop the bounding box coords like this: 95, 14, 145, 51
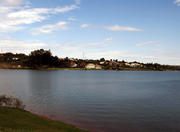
0, 107, 89, 132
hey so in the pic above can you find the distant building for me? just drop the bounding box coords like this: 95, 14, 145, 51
109, 61, 113, 67
12, 57, 19, 61
85, 63, 96, 69
95, 64, 102, 70
85, 63, 102, 70
59, 58, 65, 61
125, 62, 131, 67
100, 61, 105, 65
69, 61, 77, 68
119, 62, 125, 67
130, 62, 142, 67
0, 54, 4, 57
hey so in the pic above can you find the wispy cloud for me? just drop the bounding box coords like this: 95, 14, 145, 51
51, 37, 113, 55
136, 41, 158, 46
0, 39, 47, 53
0, 0, 78, 32
54, 5, 78, 13
174, 0, 180, 6
105, 25, 142, 31
68, 16, 77, 21
0, 0, 24, 7
82, 37, 113, 48
105, 37, 113, 41
31, 21, 68, 35
81, 24, 90, 28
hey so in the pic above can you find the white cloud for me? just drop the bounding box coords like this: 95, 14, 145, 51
7, 8, 51, 24
51, 45, 158, 63
0, 24, 24, 32
49, 37, 114, 57
68, 16, 77, 21
105, 25, 142, 31
0, 39, 47, 53
0, 0, 23, 7
54, 5, 78, 13
31, 21, 68, 35
81, 24, 90, 28
136, 41, 158, 46
106, 37, 113, 41
86, 50, 154, 60
81, 37, 113, 48
0, 0, 78, 32
174, 0, 180, 6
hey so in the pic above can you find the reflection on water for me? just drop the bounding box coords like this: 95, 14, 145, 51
0, 70, 180, 132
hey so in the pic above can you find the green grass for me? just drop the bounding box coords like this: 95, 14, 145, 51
0, 107, 89, 132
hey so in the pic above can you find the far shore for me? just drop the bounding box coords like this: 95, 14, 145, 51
0, 66, 179, 71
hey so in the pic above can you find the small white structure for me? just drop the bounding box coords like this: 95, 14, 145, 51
71, 63, 77, 68
95, 64, 102, 70
100, 61, 105, 65
125, 62, 131, 66
86, 63, 96, 69
12, 57, 19, 61
130, 62, 142, 67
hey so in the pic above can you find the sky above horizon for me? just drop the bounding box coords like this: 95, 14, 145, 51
0, 0, 180, 65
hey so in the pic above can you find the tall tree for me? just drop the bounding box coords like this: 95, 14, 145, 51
28, 49, 58, 67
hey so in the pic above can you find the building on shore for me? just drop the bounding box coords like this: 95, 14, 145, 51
95, 64, 102, 70
69, 61, 77, 68
85, 63, 102, 70
85, 63, 96, 69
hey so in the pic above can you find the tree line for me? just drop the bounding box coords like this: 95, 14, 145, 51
0, 49, 179, 70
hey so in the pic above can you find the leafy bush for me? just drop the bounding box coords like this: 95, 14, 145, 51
0, 95, 25, 109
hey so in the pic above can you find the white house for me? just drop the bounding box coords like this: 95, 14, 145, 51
100, 61, 105, 65
85, 63, 96, 69
95, 64, 102, 70
130, 62, 142, 67
125, 62, 131, 66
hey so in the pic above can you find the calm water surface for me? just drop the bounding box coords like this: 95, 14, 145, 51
0, 70, 180, 132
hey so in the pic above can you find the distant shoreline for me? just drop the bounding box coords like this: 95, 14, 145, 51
0, 67, 179, 71
1, 49, 180, 71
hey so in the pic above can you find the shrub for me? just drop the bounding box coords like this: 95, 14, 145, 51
0, 95, 25, 109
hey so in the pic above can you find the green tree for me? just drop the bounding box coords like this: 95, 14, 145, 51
28, 49, 59, 68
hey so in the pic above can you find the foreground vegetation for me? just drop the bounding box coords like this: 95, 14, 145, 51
0, 107, 89, 132
0, 96, 89, 132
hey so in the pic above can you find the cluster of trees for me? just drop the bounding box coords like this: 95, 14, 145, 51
0, 49, 62, 68
0, 53, 28, 64
28, 49, 60, 68
143, 63, 180, 70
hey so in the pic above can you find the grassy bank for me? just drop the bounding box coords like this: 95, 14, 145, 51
0, 107, 89, 132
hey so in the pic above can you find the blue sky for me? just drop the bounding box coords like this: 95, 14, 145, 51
0, 0, 180, 65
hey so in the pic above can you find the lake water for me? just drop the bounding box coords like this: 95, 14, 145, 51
0, 70, 180, 132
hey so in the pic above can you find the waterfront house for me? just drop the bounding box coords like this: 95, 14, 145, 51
69, 61, 77, 68
119, 62, 126, 67
130, 62, 142, 67
100, 61, 105, 65
95, 64, 102, 70
125, 62, 133, 67
85, 63, 96, 69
